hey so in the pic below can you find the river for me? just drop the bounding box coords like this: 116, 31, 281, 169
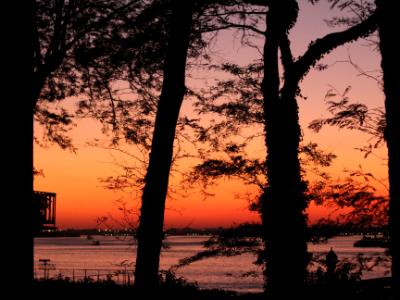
34, 235, 390, 293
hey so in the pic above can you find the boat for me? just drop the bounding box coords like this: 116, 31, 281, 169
92, 240, 101, 246
353, 236, 390, 248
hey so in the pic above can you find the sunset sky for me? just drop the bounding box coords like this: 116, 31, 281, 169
34, 1, 388, 229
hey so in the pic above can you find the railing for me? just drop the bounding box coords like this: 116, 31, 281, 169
34, 267, 135, 285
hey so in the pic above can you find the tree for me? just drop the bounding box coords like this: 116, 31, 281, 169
32, 0, 169, 283
133, 0, 195, 289
375, 0, 400, 294
307, 0, 399, 291
32, 0, 174, 150
259, 2, 307, 296
185, 1, 378, 296
32, 0, 143, 279
87, 0, 266, 288
234, 1, 378, 297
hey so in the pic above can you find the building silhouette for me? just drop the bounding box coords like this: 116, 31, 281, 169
33, 191, 56, 232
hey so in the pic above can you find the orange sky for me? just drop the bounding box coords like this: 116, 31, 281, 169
34, 2, 388, 229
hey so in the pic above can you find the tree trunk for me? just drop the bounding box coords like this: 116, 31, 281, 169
134, 0, 194, 289
376, 0, 400, 295
259, 1, 377, 297
261, 1, 308, 298
262, 81, 308, 298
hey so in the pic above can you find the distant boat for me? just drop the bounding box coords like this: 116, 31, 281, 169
354, 236, 390, 248
92, 240, 100, 246
86, 235, 94, 240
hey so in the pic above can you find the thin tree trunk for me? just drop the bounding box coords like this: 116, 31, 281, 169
134, 0, 194, 289
261, 1, 308, 297
376, 0, 400, 295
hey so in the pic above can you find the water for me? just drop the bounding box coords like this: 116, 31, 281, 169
34, 235, 390, 293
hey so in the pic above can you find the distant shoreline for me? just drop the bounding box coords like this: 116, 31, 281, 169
35, 227, 227, 237
35, 225, 388, 238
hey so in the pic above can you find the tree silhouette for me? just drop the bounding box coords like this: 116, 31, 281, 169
254, 2, 378, 296
308, 1, 399, 291
133, 0, 195, 289
31, 0, 172, 283
32, 0, 152, 149
185, 1, 378, 296
83, 0, 269, 289
31, 0, 146, 282
375, 0, 400, 294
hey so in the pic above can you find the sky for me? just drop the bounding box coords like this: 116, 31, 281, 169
34, 1, 387, 229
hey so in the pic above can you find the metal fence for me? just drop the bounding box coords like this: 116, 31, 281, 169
34, 267, 135, 285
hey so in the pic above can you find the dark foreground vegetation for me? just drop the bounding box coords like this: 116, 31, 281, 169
32, 271, 393, 300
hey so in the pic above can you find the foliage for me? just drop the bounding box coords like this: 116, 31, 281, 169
172, 223, 263, 271
307, 167, 389, 228
171, 222, 381, 272
33, 0, 149, 150
309, 86, 385, 158
34, 105, 76, 151
158, 270, 198, 290
307, 86, 389, 228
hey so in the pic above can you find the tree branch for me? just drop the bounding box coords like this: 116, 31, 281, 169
213, 11, 265, 35
280, 34, 294, 72
294, 11, 378, 81
202, 10, 266, 17
44, 0, 65, 64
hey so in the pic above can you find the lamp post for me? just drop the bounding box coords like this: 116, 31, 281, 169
39, 259, 51, 279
